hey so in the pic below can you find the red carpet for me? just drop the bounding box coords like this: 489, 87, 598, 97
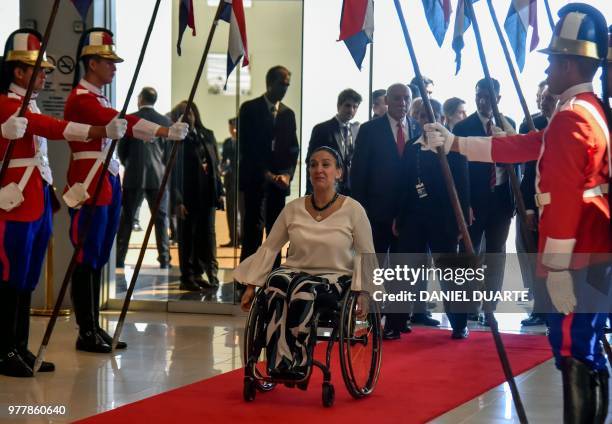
76, 329, 552, 424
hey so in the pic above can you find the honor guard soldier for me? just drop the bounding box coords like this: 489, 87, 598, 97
63, 28, 188, 354
426, 5, 610, 422
0, 29, 127, 377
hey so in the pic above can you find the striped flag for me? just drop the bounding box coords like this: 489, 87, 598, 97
452, 0, 477, 74
422, 0, 452, 46
220, 0, 249, 82
70, 0, 93, 20
504, 0, 539, 71
177, 0, 196, 56
338, 0, 374, 70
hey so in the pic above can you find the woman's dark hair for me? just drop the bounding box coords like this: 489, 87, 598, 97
306, 146, 343, 170
443, 97, 465, 117
170, 100, 204, 131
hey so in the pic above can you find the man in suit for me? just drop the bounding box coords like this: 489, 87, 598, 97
239, 66, 299, 263
371, 89, 387, 119
394, 99, 471, 339
517, 84, 556, 327
116, 87, 172, 269
220, 117, 241, 248
306, 88, 362, 195
350, 83, 421, 338
453, 78, 515, 326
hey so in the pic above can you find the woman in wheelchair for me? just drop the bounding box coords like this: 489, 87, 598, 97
234, 146, 375, 381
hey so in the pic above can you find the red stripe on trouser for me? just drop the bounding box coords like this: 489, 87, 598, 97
71, 210, 84, 263
0, 221, 9, 280
560, 313, 574, 357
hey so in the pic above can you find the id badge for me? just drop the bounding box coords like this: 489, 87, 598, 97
416, 182, 428, 198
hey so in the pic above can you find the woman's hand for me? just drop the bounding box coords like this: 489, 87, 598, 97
240, 285, 256, 312
355, 292, 369, 320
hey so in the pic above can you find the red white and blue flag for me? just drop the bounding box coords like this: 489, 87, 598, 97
422, 0, 452, 46
504, 0, 539, 71
177, 0, 196, 56
338, 0, 374, 70
452, 0, 478, 74
71, 0, 93, 20
220, 0, 249, 82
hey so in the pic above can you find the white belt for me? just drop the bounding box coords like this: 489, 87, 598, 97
535, 183, 609, 207
71, 145, 113, 192
0, 157, 40, 192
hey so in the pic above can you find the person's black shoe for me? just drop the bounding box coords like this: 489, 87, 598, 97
19, 350, 55, 372
220, 241, 235, 248
133, 223, 143, 232
97, 328, 127, 350
451, 328, 469, 339
0, 350, 33, 377
400, 321, 412, 333
76, 331, 111, 353
521, 314, 546, 327
467, 313, 480, 321
411, 313, 440, 327
383, 328, 401, 340
179, 278, 203, 292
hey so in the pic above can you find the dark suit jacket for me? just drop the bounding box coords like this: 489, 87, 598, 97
453, 112, 516, 218
238, 95, 299, 195
171, 126, 223, 211
305, 116, 356, 194
350, 114, 421, 223
518, 113, 548, 212
397, 144, 470, 238
118, 106, 172, 189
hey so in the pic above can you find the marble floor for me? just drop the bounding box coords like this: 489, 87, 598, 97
0, 312, 610, 424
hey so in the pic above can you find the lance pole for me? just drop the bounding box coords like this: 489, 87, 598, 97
463, 1, 529, 422
112, 0, 227, 350
486, 0, 537, 254
34, 0, 163, 372
393, 0, 473, 254
543, 0, 555, 31
0, 0, 61, 185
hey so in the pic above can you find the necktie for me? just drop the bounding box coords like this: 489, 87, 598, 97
396, 121, 405, 156
486, 119, 496, 190
341, 125, 349, 157
270, 105, 277, 123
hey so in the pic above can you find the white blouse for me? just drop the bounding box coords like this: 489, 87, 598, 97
233, 196, 376, 290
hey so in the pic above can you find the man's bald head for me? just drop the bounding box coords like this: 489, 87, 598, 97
385, 83, 411, 121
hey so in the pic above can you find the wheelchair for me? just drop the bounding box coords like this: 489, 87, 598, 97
243, 287, 382, 407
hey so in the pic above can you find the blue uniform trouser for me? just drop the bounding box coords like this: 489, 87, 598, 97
0, 185, 53, 356
68, 174, 121, 270
547, 268, 611, 371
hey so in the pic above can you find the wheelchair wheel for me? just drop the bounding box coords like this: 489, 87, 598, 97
338, 290, 382, 399
243, 291, 276, 393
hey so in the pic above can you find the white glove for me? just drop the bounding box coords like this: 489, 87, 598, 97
499, 115, 516, 135
423, 122, 454, 154
105, 118, 128, 140
490, 125, 506, 136
1, 113, 28, 140
546, 270, 576, 315
167, 122, 189, 141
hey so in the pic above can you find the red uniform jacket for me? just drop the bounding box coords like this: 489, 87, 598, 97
0, 87, 79, 222
486, 84, 610, 272
63, 79, 160, 206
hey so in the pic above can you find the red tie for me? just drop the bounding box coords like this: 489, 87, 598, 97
396, 121, 405, 156
486, 120, 496, 190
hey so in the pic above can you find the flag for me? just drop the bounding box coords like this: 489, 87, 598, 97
338, 0, 374, 70
452, 0, 477, 74
177, 0, 196, 56
71, 0, 93, 20
422, 0, 452, 46
220, 0, 249, 83
504, 0, 539, 71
